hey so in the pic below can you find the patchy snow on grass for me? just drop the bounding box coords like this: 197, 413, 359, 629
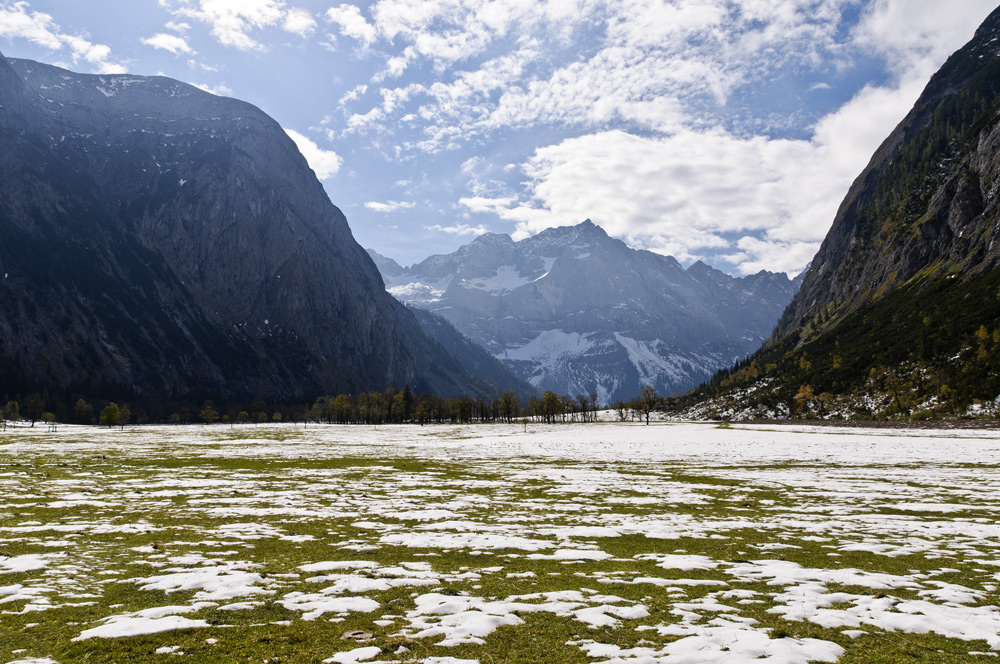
279, 593, 381, 621
129, 564, 272, 601
4, 421, 1000, 662
0, 555, 52, 574
583, 619, 845, 663
73, 605, 214, 641
323, 645, 381, 663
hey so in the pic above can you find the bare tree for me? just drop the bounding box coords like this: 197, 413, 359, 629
638, 385, 659, 425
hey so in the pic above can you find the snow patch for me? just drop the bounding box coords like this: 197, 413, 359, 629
463, 265, 532, 294
323, 646, 381, 663
501, 330, 595, 367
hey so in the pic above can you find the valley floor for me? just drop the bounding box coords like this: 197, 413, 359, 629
2, 421, 1000, 663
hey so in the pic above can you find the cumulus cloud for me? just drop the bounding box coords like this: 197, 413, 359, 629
424, 222, 488, 236
855, 0, 996, 80
168, 0, 312, 49
282, 8, 315, 36
468, 69, 929, 275
0, 1, 61, 48
326, 4, 377, 46
365, 200, 416, 212
142, 32, 194, 54
0, 1, 125, 73
284, 129, 342, 179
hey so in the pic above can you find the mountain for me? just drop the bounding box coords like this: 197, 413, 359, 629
371, 221, 801, 402
0, 53, 495, 402
675, 6, 1000, 420
405, 306, 537, 402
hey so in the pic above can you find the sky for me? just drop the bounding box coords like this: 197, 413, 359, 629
0, 1, 996, 276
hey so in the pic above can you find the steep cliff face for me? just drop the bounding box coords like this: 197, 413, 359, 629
375, 221, 801, 402
0, 54, 481, 401
676, 7, 1000, 419
775, 6, 1000, 343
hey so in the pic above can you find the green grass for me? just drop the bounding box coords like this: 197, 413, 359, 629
1, 424, 999, 662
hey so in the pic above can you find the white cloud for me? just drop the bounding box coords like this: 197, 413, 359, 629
282, 8, 316, 36
173, 0, 286, 50
377, 46, 415, 80
365, 200, 416, 212
424, 222, 488, 236
333, 0, 889, 153
0, 1, 61, 48
459, 196, 517, 215
191, 81, 232, 96
284, 129, 342, 179
606, 0, 727, 47
338, 83, 368, 108
0, 1, 124, 73
142, 33, 194, 55
854, 0, 997, 80
326, 4, 377, 46
156, 0, 316, 49
473, 70, 925, 275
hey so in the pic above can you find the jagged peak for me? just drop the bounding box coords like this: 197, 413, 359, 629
469, 232, 515, 247
686, 260, 726, 278
687, 259, 712, 271
527, 220, 613, 250
577, 218, 607, 235
366, 248, 404, 276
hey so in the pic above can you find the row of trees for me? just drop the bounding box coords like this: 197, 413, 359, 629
2, 396, 56, 430
307, 388, 604, 425
0, 392, 310, 429
2, 385, 670, 428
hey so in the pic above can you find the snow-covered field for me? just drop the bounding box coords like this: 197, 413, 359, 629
2, 421, 1000, 663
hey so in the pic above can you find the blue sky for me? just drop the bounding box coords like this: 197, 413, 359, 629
0, 0, 995, 275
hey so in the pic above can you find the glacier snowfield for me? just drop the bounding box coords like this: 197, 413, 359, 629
2, 421, 1000, 663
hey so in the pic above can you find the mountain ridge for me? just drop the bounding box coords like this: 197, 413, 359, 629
774, 7, 1000, 343
370, 221, 802, 402
0, 52, 499, 402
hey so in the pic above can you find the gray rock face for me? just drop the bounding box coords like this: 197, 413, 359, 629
405, 306, 537, 401
0, 54, 484, 400
374, 221, 801, 402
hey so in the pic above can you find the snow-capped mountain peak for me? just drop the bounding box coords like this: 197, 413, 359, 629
370, 220, 800, 401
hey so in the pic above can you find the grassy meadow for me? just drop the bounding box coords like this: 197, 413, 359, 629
2, 421, 999, 663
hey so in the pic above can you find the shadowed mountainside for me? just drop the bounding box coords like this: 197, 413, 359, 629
0, 53, 497, 401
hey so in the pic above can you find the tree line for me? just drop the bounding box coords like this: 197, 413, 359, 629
1, 385, 669, 429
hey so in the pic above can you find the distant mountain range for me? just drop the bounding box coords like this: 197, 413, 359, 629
677, 5, 1000, 419
370, 221, 802, 402
0, 51, 519, 402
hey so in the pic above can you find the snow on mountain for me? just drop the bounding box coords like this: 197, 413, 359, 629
370, 220, 800, 402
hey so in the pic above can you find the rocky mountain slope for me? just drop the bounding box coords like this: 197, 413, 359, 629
675, 6, 1000, 419
370, 221, 801, 402
406, 307, 536, 401
0, 53, 493, 402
